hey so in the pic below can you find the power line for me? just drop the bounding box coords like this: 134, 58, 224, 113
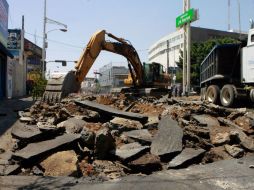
25, 31, 83, 49
25, 31, 149, 52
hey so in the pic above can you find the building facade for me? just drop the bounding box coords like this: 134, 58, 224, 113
148, 27, 246, 71
81, 77, 98, 94
7, 29, 26, 98
0, 0, 14, 99
98, 63, 129, 93
25, 38, 42, 76
7, 29, 42, 98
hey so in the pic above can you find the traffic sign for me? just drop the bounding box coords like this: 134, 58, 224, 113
176, 8, 197, 28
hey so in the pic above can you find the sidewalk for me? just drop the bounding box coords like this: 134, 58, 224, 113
0, 96, 35, 150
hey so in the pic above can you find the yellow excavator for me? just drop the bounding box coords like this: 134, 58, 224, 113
43, 30, 170, 102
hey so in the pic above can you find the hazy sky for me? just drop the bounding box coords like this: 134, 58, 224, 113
7, 0, 254, 77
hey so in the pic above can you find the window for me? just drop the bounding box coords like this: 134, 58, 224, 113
251, 35, 254, 42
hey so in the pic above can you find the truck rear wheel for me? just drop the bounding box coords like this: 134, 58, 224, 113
250, 89, 254, 102
206, 85, 220, 104
220, 85, 236, 107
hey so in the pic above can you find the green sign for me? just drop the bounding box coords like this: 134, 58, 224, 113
176, 8, 196, 28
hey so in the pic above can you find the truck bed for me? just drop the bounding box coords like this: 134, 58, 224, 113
200, 44, 241, 86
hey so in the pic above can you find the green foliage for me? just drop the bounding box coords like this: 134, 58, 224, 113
176, 37, 240, 86
31, 74, 47, 100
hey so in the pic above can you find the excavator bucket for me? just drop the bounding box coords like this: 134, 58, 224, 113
42, 71, 81, 102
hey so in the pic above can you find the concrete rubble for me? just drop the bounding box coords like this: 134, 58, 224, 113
0, 93, 254, 181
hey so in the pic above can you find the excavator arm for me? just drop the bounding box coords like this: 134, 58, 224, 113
75, 30, 143, 84
43, 30, 143, 102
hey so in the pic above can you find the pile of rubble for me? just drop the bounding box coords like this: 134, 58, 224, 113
0, 94, 254, 180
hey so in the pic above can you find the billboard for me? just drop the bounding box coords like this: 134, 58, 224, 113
7, 29, 21, 50
0, 0, 9, 47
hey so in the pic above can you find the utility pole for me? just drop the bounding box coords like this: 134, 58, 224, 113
176, 1, 197, 95
21, 15, 26, 95
182, 0, 190, 96
42, 0, 67, 78
166, 40, 169, 74
186, 0, 191, 95
182, 1, 186, 96
42, 0, 47, 78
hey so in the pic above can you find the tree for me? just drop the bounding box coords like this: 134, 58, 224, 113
176, 37, 240, 88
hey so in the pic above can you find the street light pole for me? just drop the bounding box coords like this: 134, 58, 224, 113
42, 0, 67, 78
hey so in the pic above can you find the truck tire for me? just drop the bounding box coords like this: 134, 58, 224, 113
200, 87, 207, 101
206, 85, 220, 104
250, 89, 254, 102
220, 85, 236, 107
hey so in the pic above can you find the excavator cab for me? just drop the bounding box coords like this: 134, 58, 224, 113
143, 62, 170, 88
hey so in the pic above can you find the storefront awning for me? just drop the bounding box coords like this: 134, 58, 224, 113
0, 42, 14, 58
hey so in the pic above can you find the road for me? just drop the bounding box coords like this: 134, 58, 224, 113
0, 155, 253, 190
0, 97, 34, 150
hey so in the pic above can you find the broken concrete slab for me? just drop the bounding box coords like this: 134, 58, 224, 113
234, 116, 254, 134
75, 100, 148, 124
92, 160, 127, 180
0, 164, 20, 175
57, 117, 87, 134
151, 116, 183, 156
81, 110, 100, 122
122, 129, 152, 144
129, 153, 162, 174
40, 150, 78, 177
210, 132, 230, 145
144, 116, 159, 129
184, 130, 214, 150
19, 116, 34, 123
185, 125, 210, 139
11, 124, 42, 140
95, 128, 115, 159
18, 111, 31, 118
218, 117, 241, 129
203, 146, 233, 163
37, 122, 58, 131
230, 130, 254, 151
0, 151, 13, 165
192, 114, 219, 127
11, 123, 63, 149
224, 144, 244, 158
13, 134, 80, 163
110, 117, 143, 132
168, 148, 205, 169
80, 128, 95, 149
113, 142, 149, 161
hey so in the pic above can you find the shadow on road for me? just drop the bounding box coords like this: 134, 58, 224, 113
0, 97, 35, 136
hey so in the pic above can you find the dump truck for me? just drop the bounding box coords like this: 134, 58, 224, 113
43, 30, 170, 102
200, 23, 254, 107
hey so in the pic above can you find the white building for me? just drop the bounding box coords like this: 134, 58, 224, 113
148, 26, 245, 72
98, 62, 129, 93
